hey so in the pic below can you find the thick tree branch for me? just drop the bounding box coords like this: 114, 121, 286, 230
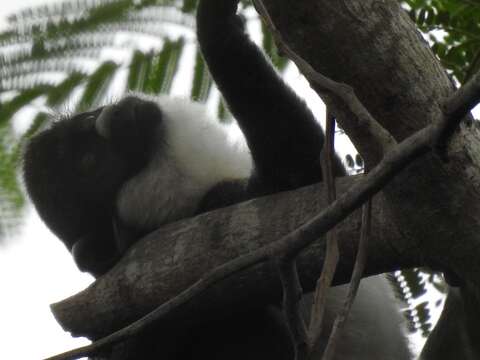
50, 177, 417, 359
52, 176, 412, 334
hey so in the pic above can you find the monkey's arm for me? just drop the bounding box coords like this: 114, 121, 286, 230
197, 0, 324, 192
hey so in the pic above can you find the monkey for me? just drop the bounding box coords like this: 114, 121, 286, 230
23, 1, 412, 359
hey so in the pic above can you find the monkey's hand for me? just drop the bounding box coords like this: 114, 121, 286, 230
95, 96, 162, 170
196, 0, 243, 47
72, 234, 120, 277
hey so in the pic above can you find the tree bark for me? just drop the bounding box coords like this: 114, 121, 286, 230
52, 176, 418, 338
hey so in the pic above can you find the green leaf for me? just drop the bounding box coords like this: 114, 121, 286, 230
143, 38, 184, 94
77, 61, 119, 111
262, 23, 288, 71
128, 50, 152, 92
190, 48, 212, 102
47, 72, 87, 107
0, 86, 52, 127
182, 0, 198, 13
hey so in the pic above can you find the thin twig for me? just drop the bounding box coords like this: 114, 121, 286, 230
277, 259, 309, 360
324, 109, 338, 203
308, 110, 339, 350
322, 199, 372, 360
440, 69, 480, 142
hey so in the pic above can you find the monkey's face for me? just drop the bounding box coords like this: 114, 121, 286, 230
23, 110, 130, 249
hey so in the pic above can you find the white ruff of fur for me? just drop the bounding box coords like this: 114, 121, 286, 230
116, 94, 253, 231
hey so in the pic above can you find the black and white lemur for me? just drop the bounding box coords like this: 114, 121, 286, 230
23, 1, 412, 359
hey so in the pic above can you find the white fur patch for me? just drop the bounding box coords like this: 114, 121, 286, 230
116, 94, 253, 230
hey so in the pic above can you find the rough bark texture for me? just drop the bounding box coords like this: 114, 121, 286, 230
52, 1, 480, 358
52, 176, 417, 338
261, 0, 480, 357
261, 0, 480, 286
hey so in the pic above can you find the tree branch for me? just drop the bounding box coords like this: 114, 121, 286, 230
277, 259, 309, 360
321, 200, 372, 360
308, 110, 339, 351
436, 69, 480, 151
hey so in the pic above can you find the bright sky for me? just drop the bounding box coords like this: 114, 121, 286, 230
0, 1, 45, 28
0, 1, 478, 360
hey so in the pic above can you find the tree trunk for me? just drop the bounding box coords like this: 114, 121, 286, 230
261, 0, 480, 357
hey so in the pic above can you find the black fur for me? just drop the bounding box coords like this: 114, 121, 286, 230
24, 97, 164, 275
197, 1, 329, 198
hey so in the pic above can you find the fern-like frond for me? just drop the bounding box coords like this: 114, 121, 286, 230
0, 0, 284, 241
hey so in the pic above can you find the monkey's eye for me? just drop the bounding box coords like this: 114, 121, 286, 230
79, 152, 97, 173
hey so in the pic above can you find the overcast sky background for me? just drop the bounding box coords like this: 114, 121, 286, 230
1, 1, 479, 359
